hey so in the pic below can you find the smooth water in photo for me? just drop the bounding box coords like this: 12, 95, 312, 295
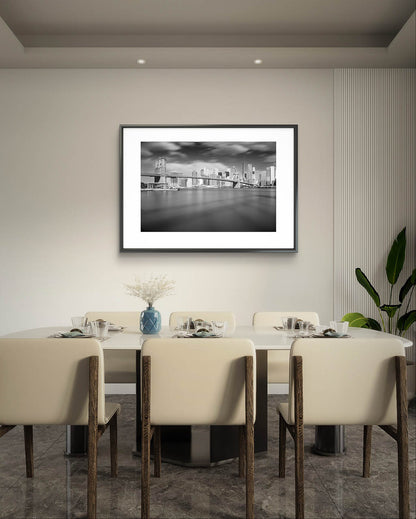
141, 188, 276, 232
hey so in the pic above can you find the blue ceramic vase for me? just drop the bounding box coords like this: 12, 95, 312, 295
140, 306, 161, 334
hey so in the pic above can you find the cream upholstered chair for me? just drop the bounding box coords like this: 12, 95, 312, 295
252, 312, 319, 384
169, 311, 236, 334
0, 338, 120, 519
85, 311, 139, 384
141, 338, 255, 519
278, 338, 409, 519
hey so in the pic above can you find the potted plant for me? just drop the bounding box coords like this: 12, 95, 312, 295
342, 227, 416, 399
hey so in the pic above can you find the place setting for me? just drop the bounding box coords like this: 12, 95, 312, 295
274, 317, 350, 338
172, 317, 227, 338
313, 320, 351, 338
49, 316, 126, 340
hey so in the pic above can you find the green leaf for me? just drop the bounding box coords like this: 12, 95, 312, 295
342, 313, 382, 330
355, 268, 380, 307
363, 318, 382, 331
397, 310, 416, 332
380, 304, 401, 318
399, 268, 416, 302
342, 312, 368, 327
386, 227, 406, 285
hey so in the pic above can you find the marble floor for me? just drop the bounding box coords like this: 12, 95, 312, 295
0, 395, 414, 519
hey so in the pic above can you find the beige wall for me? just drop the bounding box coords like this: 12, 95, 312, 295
0, 69, 334, 334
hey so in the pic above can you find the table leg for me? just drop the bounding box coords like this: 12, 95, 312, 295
254, 349, 268, 452
313, 425, 346, 455
65, 425, 88, 456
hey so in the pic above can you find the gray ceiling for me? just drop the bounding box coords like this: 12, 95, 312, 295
0, 0, 414, 68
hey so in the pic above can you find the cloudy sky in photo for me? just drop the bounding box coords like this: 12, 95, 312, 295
141, 141, 276, 176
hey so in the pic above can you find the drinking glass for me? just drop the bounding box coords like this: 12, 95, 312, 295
212, 321, 227, 337
71, 316, 87, 330
286, 316, 297, 336
298, 321, 311, 336
83, 322, 92, 335
90, 320, 109, 340
173, 316, 184, 331
174, 317, 191, 336
330, 321, 349, 335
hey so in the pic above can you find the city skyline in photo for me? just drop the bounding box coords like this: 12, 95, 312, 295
141, 141, 276, 176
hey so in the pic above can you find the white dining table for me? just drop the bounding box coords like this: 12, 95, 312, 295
4, 324, 411, 349
2, 325, 412, 464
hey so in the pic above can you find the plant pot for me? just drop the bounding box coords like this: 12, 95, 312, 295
140, 306, 161, 334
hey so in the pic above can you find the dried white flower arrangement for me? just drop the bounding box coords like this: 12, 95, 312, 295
125, 274, 175, 307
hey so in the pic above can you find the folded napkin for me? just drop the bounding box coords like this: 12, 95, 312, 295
171, 332, 222, 338
322, 330, 350, 338
193, 331, 222, 338
49, 331, 92, 338
108, 324, 125, 331
308, 332, 351, 339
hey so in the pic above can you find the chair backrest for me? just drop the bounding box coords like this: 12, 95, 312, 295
253, 311, 319, 327
141, 338, 255, 425
288, 338, 405, 426
169, 311, 236, 334
85, 311, 139, 329
0, 338, 106, 426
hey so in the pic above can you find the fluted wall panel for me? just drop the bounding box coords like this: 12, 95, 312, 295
334, 69, 416, 361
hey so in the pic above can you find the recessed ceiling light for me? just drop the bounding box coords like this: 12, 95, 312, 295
137, 59, 146, 65
254, 59, 263, 65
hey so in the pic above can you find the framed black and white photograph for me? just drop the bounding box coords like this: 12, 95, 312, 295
120, 125, 297, 252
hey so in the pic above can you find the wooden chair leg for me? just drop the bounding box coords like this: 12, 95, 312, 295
239, 425, 246, 478
141, 429, 151, 519
395, 356, 410, 519
363, 425, 372, 478
141, 356, 151, 519
245, 356, 254, 519
88, 428, 98, 519
110, 412, 118, 478
24, 426, 34, 478
278, 413, 286, 478
154, 426, 161, 478
294, 356, 304, 519
294, 422, 304, 519
246, 421, 254, 519
88, 356, 99, 519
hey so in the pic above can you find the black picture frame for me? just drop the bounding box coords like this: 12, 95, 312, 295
120, 125, 298, 252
